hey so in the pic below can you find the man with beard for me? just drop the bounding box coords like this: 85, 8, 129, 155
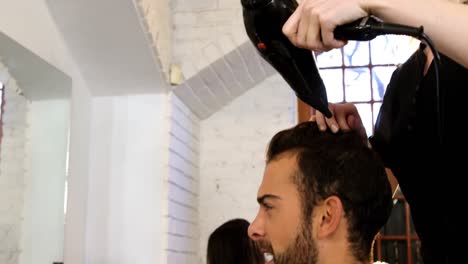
248, 121, 393, 264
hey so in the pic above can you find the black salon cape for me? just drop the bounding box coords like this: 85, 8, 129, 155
369, 44, 468, 264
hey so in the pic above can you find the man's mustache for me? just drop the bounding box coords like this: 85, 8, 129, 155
255, 240, 274, 253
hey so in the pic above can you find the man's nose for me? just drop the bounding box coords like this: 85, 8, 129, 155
248, 213, 265, 241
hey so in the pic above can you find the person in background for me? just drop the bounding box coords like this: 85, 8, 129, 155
207, 218, 265, 264
248, 122, 393, 264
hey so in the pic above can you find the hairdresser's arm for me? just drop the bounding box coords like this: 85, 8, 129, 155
283, 0, 468, 68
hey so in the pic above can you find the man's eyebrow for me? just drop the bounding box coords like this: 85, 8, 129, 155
257, 194, 281, 204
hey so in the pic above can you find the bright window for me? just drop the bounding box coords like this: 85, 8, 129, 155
316, 35, 420, 136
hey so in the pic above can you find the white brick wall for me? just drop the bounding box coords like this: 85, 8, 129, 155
0, 69, 29, 264
198, 74, 296, 263
137, 0, 173, 79
173, 41, 277, 119
140, 0, 248, 80
171, 0, 247, 80
166, 93, 200, 264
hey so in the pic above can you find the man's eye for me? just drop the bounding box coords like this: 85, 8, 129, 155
263, 204, 273, 210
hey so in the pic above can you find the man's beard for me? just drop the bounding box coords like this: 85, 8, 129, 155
258, 221, 318, 264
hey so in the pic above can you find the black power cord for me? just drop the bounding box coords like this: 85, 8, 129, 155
335, 16, 443, 144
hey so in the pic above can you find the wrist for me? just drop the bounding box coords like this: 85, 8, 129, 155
361, 0, 395, 20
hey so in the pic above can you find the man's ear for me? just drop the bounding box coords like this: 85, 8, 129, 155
317, 196, 343, 239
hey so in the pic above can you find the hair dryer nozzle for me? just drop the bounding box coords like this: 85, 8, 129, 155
241, 0, 272, 9
241, 0, 332, 118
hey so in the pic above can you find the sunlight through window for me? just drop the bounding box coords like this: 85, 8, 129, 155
317, 35, 420, 136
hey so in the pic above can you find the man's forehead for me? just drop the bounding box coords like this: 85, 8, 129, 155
258, 154, 298, 196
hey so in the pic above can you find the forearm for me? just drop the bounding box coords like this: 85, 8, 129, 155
367, 0, 468, 68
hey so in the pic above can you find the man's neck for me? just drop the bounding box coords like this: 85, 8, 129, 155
317, 240, 371, 264
318, 253, 371, 264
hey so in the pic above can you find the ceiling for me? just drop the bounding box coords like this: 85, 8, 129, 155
44, 0, 168, 95
0, 31, 72, 100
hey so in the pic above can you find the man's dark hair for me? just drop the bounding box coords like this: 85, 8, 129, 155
207, 218, 264, 264
266, 122, 393, 261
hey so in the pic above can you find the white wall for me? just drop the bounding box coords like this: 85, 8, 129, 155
198, 74, 296, 263
1, 2, 198, 264
165, 94, 200, 264
0, 77, 29, 264
63, 75, 92, 264
19, 99, 70, 264
0, 51, 71, 264
85, 94, 169, 264
0, 0, 76, 78
0, 2, 93, 262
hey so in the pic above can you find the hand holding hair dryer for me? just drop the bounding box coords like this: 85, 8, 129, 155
241, 0, 435, 120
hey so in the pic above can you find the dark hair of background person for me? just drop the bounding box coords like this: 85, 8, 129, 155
207, 218, 264, 264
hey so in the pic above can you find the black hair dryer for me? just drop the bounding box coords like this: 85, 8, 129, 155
241, 0, 427, 118
241, 0, 332, 117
